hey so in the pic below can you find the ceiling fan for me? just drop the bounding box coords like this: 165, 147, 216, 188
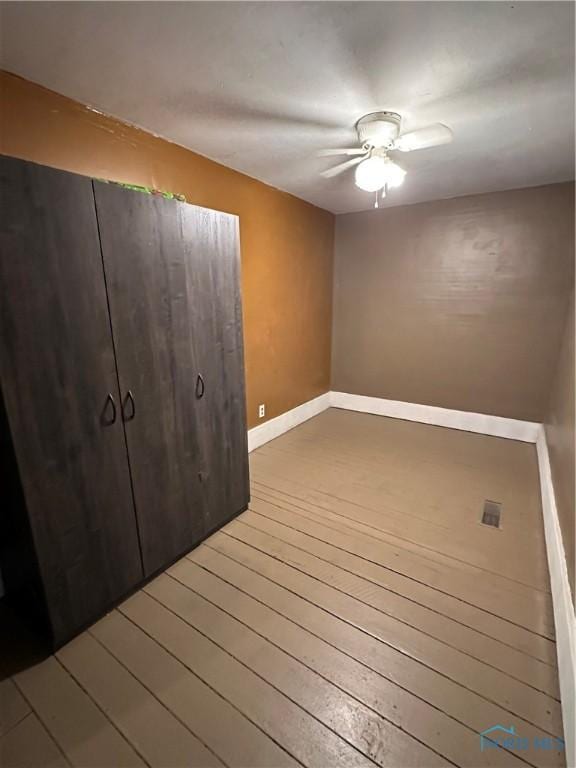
320, 112, 453, 205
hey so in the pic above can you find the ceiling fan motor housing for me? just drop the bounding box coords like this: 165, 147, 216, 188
356, 111, 401, 148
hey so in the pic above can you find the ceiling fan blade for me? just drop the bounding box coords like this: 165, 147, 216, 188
393, 124, 453, 152
321, 155, 366, 178
318, 148, 366, 157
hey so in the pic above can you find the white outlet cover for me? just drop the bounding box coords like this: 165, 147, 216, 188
258, 404, 265, 418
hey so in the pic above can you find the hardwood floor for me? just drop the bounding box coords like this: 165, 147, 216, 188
0, 409, 565, 767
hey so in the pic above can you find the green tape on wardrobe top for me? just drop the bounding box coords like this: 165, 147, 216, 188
96, 178, 187, 202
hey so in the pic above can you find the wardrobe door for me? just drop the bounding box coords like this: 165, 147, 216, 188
179, 206, 249, 534
93, 182, 204, 576
0, 157, 143, 647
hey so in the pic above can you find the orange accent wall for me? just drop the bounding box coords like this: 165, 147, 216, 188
0, 71, 334, 428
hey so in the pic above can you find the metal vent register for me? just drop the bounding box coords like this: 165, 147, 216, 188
481, 500, 502, 528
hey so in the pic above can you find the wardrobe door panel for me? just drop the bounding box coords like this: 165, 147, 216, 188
179, 207, 250, 533
0, 157, 143, 646
93, 182, 204, 575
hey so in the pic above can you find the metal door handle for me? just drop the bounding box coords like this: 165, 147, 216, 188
122, 390, 136, 421
102, 393, 117, 426
195, 374, 205, 399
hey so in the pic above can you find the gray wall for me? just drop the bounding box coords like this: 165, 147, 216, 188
331, 182, 574, 422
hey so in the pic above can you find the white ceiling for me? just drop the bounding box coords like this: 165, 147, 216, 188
1, 2, 574, 213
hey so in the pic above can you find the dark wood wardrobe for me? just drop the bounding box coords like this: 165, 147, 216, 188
0, 156, 249, 648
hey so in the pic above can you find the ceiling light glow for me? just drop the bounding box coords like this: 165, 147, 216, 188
354, 156, 406, 192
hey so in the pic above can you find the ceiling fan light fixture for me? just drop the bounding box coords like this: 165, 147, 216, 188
354, 156, 406, 192
320, 113, 451, 199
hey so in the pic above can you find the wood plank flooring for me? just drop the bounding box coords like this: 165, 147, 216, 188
0, 409, 565, 768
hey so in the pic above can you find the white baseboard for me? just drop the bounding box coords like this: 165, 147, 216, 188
247, 392, 331, 452
536, 426, 575, 767
330, 391, 540, 443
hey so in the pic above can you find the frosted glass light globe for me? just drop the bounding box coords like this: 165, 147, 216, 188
384, 161, 406, 188
355, 156, 406, 192
354, 156, 387, 192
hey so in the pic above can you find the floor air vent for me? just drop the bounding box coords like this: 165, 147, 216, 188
481, 500, 502, 528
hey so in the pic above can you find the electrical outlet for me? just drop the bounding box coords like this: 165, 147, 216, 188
258, 404, 266, 419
